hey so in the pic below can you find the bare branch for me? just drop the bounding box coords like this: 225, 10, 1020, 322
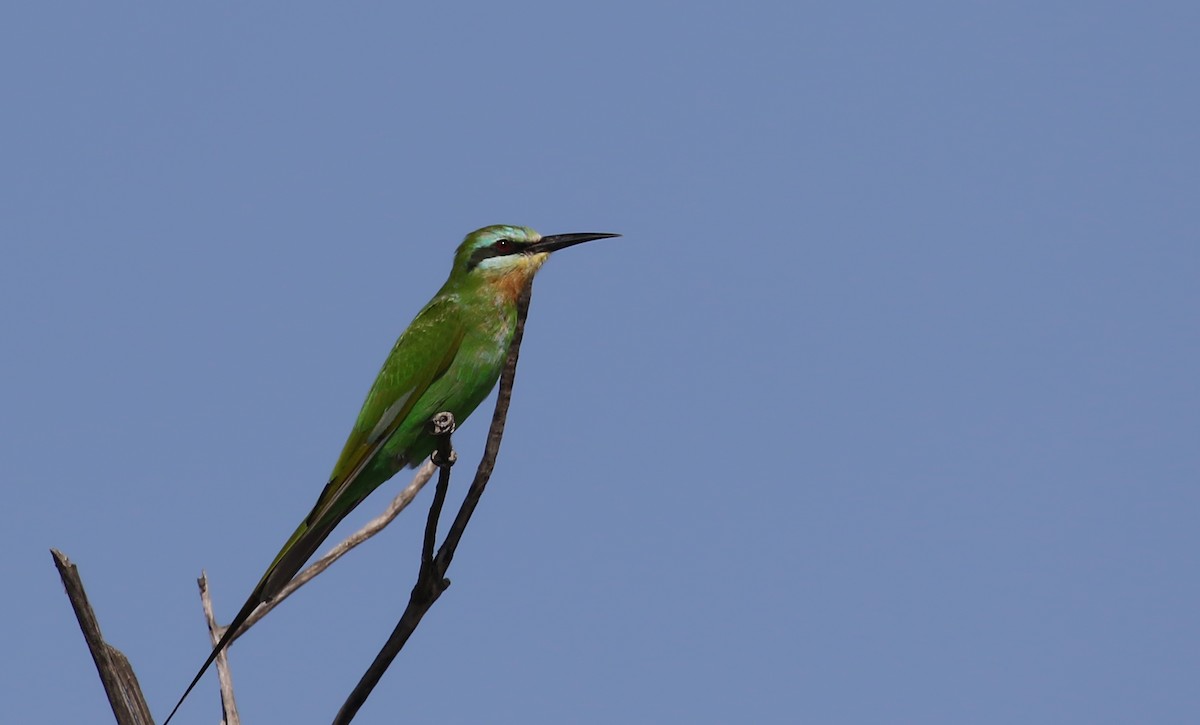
199, 572, 240, 725
332, 283, 534, 724
226, 460, 437, 645
51, 549, 154, 725
169, 448, 438, 723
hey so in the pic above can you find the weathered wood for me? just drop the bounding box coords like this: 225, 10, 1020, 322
51, 549, 155, 725
199, 572, 240, 725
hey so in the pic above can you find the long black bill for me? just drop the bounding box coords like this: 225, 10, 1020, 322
528, 232, 621, 254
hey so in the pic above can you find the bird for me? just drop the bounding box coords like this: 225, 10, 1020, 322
163, 224, 619, 724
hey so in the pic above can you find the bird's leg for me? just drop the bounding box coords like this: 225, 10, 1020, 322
428, 412, 457, 468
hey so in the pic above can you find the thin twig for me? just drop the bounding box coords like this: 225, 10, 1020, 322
226, 460, 437, 645
332, 284, 534, 725
51, 549, 154, 725
199, 572, 241, 725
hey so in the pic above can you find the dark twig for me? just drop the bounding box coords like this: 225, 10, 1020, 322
332, 284, 534, 725
422, 412, 457, 575
51, 549, 154, 725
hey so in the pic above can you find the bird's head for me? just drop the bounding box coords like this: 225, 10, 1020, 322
448, 225, 619, 302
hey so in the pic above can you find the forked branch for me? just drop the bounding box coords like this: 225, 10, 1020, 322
332, 283, 534, 724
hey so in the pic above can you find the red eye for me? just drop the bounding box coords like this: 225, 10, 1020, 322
493, 238, 515, 253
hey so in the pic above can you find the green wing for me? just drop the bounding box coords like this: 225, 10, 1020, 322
308, 295, 465, 530
254, 295, 465, 600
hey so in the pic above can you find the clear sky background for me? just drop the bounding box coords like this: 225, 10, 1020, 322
3, 3, 1197, 724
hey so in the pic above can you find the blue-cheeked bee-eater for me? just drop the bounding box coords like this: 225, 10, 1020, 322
164, 224, 619, 723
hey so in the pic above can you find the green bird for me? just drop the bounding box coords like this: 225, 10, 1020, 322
164, 224, 618, 724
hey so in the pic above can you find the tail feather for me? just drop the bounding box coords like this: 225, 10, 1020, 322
259, 516, 341, 605
162, 514, 345, 724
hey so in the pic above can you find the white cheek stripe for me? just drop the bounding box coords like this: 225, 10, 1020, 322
476, 256, 515, 272
475, 253, 547, 274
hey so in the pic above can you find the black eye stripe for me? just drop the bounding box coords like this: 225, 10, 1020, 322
467, 238, 525, 269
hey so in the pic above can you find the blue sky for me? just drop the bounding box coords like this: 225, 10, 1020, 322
3, 3, 1198, 723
